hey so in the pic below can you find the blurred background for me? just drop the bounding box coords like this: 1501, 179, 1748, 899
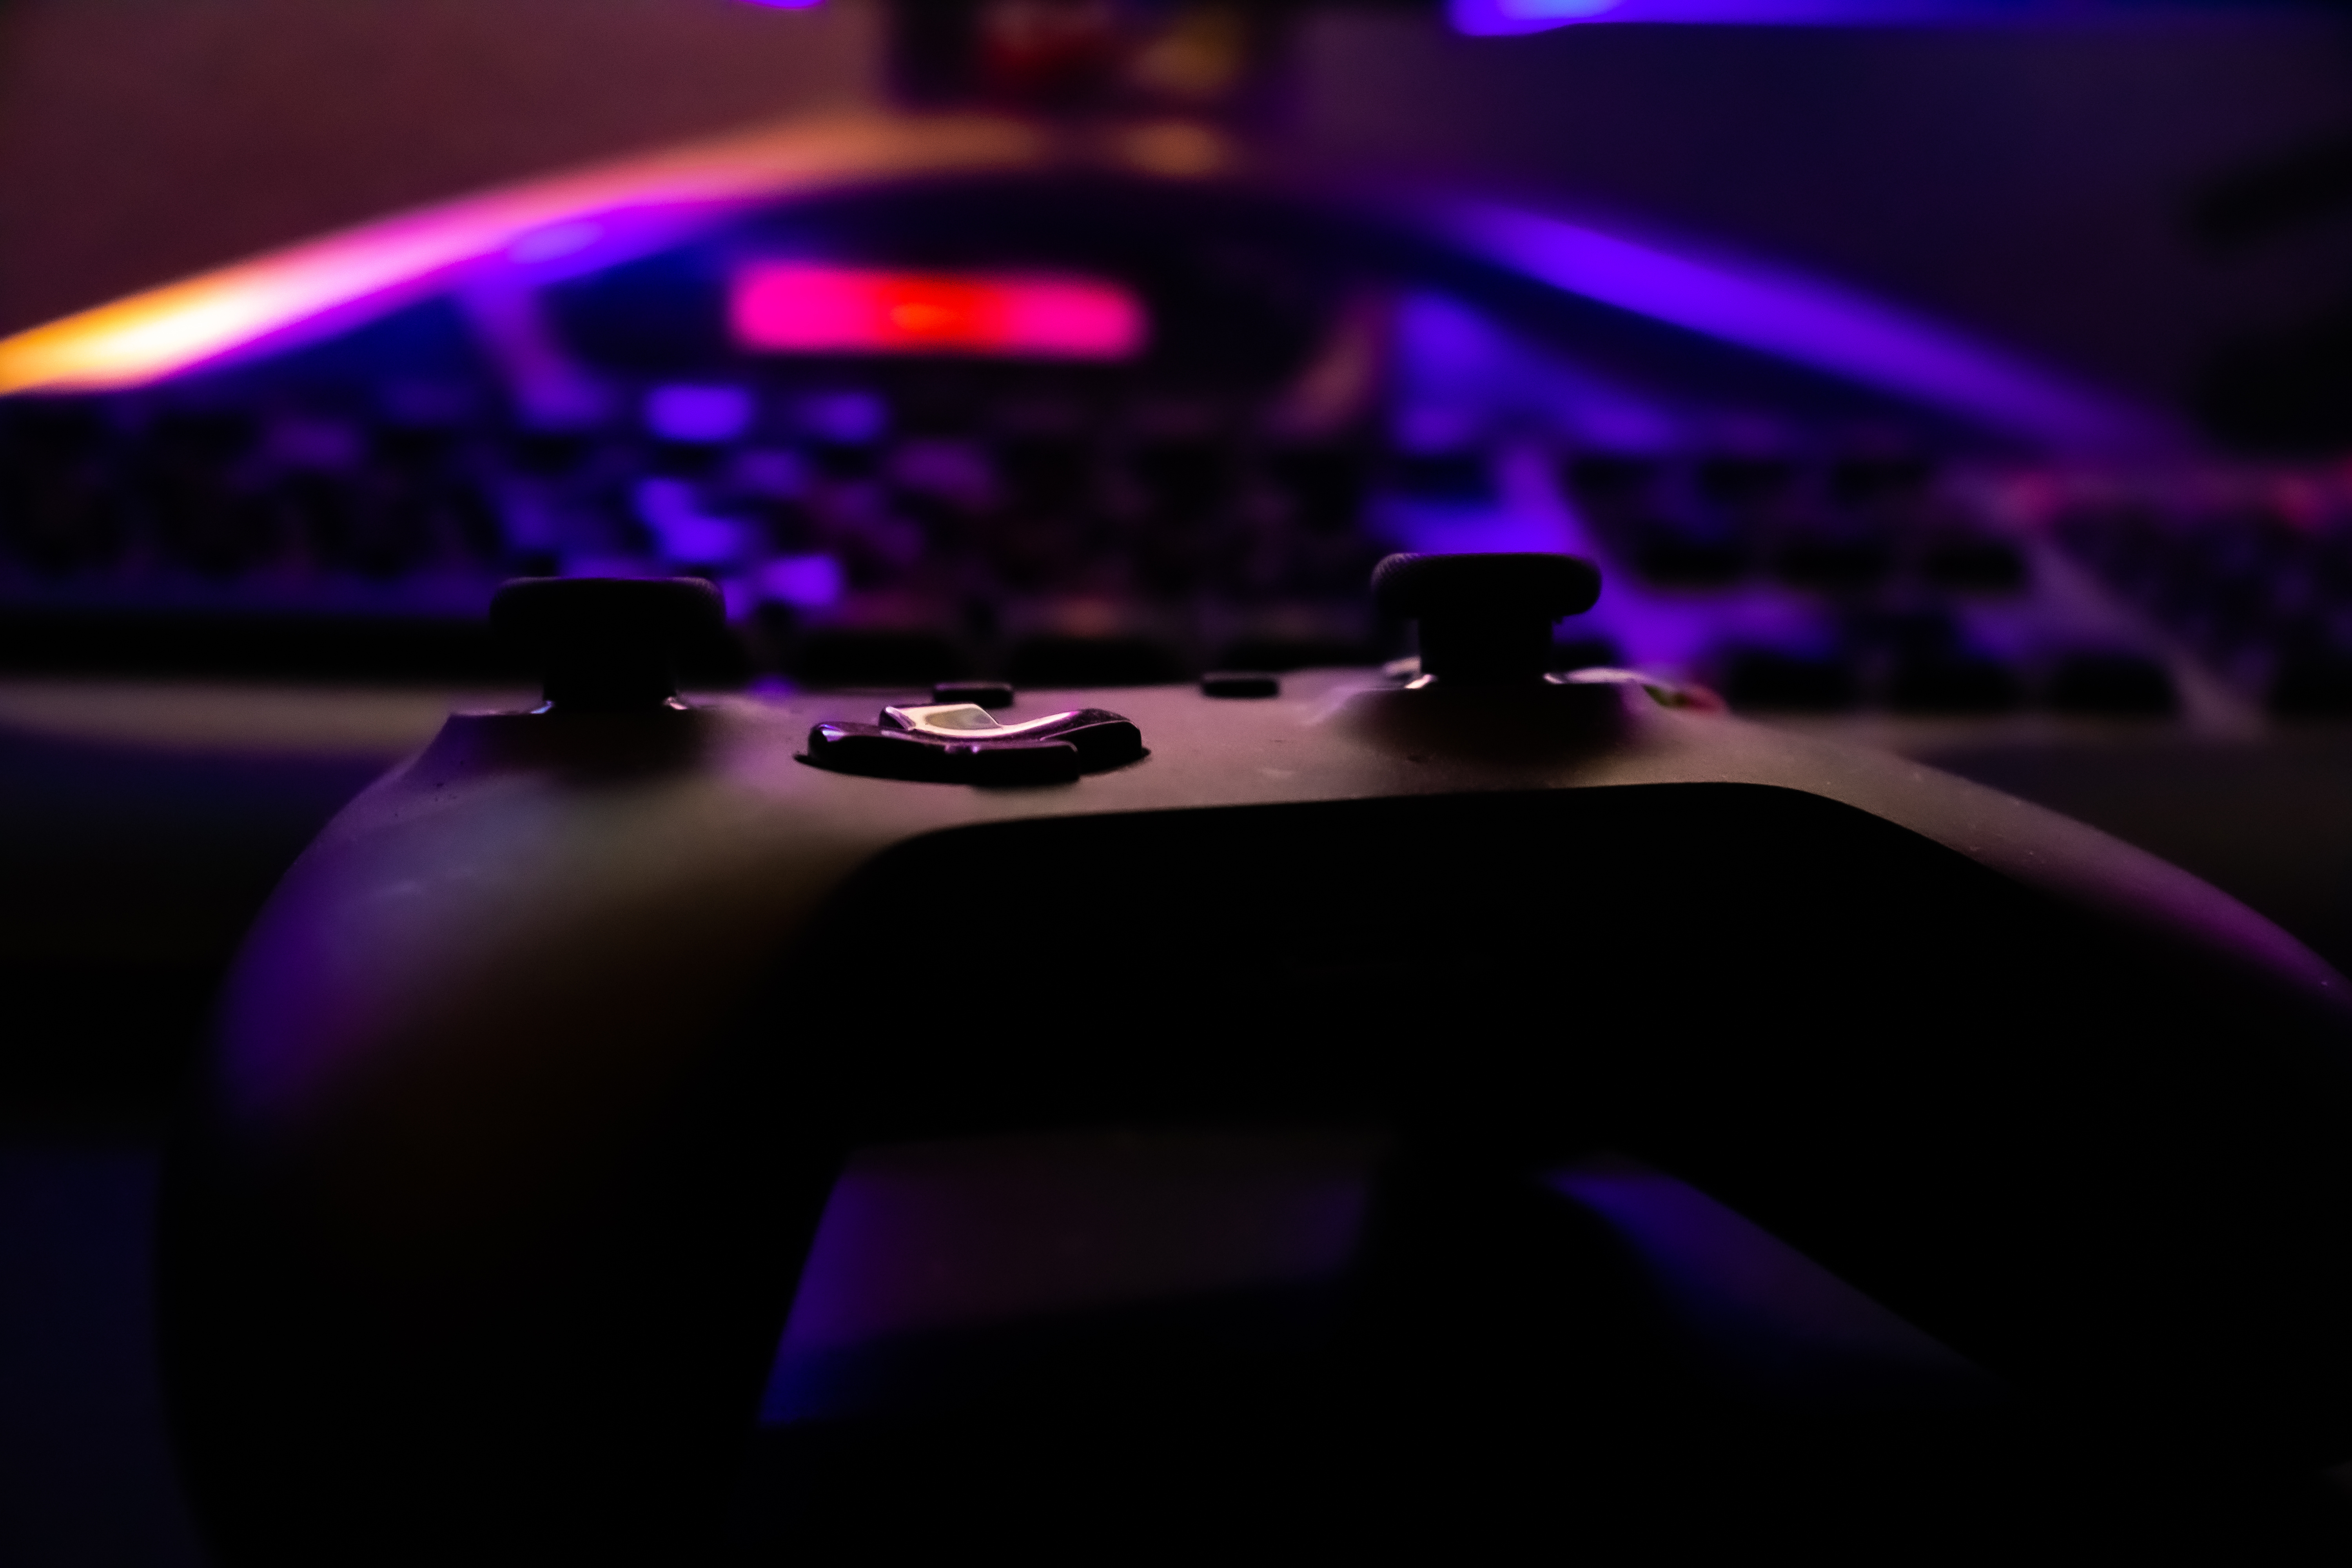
4, 0, 2352, 1559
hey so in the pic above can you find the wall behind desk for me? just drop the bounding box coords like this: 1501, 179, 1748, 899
0, 0, 886, 342
4, 1, 2350, 419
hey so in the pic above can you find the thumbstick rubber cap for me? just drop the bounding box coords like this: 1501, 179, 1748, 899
491, 576, 725, 713
1371, 552, 1601, 621
1370, 553, 1602, 684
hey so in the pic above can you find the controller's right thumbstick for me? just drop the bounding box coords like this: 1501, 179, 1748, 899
1370, 553, 1602, 685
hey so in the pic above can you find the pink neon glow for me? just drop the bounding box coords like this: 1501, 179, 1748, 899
731, 263, 1145, 359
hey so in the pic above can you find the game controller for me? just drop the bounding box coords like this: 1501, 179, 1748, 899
158, 554, 2352, 1562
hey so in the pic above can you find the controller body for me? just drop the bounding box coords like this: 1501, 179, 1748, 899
160, 658, 2352, 1561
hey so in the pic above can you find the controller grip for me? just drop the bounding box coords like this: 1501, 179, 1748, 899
160, 784, 2352, 1559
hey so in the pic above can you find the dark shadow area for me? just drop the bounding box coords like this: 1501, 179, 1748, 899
0, 1146, 207, 1566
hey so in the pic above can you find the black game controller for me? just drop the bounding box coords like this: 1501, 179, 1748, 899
159, 555, 2352, 1562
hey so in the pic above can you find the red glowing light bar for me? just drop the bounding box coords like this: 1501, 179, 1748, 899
730, 263, 1145, 359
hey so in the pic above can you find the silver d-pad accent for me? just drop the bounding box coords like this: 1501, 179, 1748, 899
879, 702, 1116, 742
803, 703, 1145, 785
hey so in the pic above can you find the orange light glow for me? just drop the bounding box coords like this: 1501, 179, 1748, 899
0, 113, 1230, 396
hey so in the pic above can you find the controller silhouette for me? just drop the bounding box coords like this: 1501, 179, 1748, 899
159, 556, 2352, 1563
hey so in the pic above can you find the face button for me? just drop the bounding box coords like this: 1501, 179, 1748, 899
1200, 671, 1279, 698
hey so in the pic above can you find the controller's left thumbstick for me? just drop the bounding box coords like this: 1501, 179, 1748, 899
491, 576, 725, 714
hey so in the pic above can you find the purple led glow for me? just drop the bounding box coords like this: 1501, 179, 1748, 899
760, 554, 845, 608
795, 389, 890, 445
760, 1131, 1375, 1425
505, 220, 605, 265
1454, 0, 1623, 29
1551, 1162, 1988, 1392
635, 479, 753, 567
1453, 0, 2199, 33
644, 382, 755, 443
1437, 200, 2173, 452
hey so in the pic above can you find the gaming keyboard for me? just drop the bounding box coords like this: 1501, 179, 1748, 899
0, 131, 2345, 727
